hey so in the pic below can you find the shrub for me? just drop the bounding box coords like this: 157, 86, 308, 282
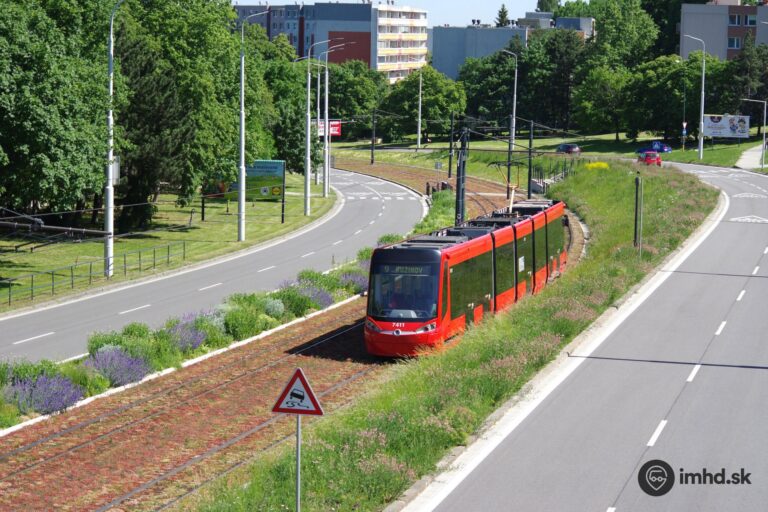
264, 298, 285, 319
7, 360, 60, 384
272, 286, 316, 317
121, 330, 182, 371
356, 247, 373, 262
585, 161, 609, 171
227, 293, 269, 313
122, 322, 152, 338
3, 375, 84, 415
224, 308, 262, 340
84, 346, 150, 387
297, 284, 334, 309
0, 399, 20, 428
196, 316, 233, 349
377, 233, 403, 246
297, 270, 342, 293
58, 362, 111, 397
167, 313, 207, 353
340, 272, 368, 294
0, 362, 10, 388
87, 331, 126, 355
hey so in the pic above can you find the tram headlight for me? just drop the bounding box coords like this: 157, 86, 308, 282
416, 322, 437, 333
365, 319, 382, 332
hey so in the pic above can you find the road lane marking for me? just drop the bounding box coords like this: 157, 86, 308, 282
764, 246, 768, 255
13, 332, 55, 345
59, 352, 88, 363
607, 508, 616, 512
118, 304, 150, 315
378, 212, 383, 217
369, 220, 375, 225
754, 266, 760, 275
354, 229, 362, 235
257, 266, 275, 273
301, 252, 315, 258
198, 283, 222, 291
333, 240, 342, 246
687, 364, 701, 382
647, 420, 668, 447
737, 290, 745, 302
715, 321, 726, 336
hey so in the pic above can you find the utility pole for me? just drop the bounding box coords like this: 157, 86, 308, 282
507, 114, 513, 200
528, 119, 533, 200
417, 70, 423, 151
448, 112, 454, 179
684, 34, 706, 160
455, 128, 468, 225
304, 39, 332, 216
371, 109, 376, 165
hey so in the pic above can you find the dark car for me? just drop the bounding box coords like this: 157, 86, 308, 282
638, 151, 662, 166
556, 143, 582, 155
636, 141, 672, 154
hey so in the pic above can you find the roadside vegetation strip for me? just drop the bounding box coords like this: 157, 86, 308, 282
196, 161, 717, 512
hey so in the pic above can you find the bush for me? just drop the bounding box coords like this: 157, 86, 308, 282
167, 313, 207, 353
377, 233, 403, 246
263, 298, 285, 319
3, 375, 84, 415
356, 247, 373, 262
121, 330, 182, 371
340, 272, 368, 294
272, 287, 316, 317
297, 270, 342, 293
196, 316, 234, 349
0, 399, 20, 428
58, 362, 110, 397
84, 346, 150, 387
227, 293, 269, 313
122, 322, 151, 338
6, 360, 60, 384
87, 331, 126, 356
297, 284, 334, 309
224, 308, 262, 340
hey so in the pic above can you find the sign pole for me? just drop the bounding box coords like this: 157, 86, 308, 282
281, 168, 286, 224
296, 414, 301, 512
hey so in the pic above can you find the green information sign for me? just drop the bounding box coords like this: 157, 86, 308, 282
246, 160, 285, 199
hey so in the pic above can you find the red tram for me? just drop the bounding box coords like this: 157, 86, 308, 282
364, 200, 567, 357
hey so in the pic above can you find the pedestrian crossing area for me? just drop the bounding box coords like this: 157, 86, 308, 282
345, 192, 418, 201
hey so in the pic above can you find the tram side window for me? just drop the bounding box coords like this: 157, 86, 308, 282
547, 215, 564, 261
534, 225, 547, 273
441, 264, 448, 318
516, 235, 533, 291
495, 241, 515, 296
450, 251, 493, 318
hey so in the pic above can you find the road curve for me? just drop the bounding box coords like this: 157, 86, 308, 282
0, 170, 425, 362
404, 164, 768, 512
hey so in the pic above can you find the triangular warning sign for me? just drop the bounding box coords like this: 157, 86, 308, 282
272, 368, 324, 416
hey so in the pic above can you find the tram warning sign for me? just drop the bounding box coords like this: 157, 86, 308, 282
272, 368, 324, 416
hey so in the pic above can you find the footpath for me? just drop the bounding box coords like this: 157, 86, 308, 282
735, 141, 765, 170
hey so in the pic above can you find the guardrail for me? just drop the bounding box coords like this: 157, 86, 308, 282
0, 241, 186, 307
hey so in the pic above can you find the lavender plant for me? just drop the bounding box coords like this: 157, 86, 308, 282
167, 312, 207, 352
84, 346, 150, 387
3, 375, 84, 415
297, 284, 334, 309
340, 272, 368, 293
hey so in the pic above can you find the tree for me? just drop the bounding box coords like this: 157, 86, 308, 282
328, 60, 388, 140
537, 0, 560, 13
495, 4, 511, 27
573, 66, 629, 141
640, 0, 708, 58
379, 66, 466, 142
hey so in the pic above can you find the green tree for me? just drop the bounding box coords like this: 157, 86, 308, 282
459, 39, 523, 122
379, 66, 466, 142
537, 0, 559, 12
496, 4, 511, 27
573, 66, 629, 141
328, 60, 388, 140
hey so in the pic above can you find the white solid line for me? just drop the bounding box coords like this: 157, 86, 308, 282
118, 304, 150, 315
198, 282, 222, 291
13, 332, 55, 345
647, 420, 668, 447
58, 352, 89, 364
301, 252, 315, 258
737, 290, 746, 302
354, 229, 362, 235
607, 508, 617, 512
715, 321, 727, 336
687, 364, 701, 383
257, 266, 276, 273
333, 240, 343, 246
753, 266, 760, 275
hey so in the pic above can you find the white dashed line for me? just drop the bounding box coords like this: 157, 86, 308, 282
607, 508, 616, 512
687, 364, 701, 383
198, 283, 222, 291
354, 229, 362, 235
13, 332, 55, 345
257, 266, 276, 273
378, 212, 383, 217
333, 240, 343, 246
764, 246, 768, 254
119, 304, 150, 315
647, 420, 668, 447
301, 252, 315, 258
753, 266, 760, 275
737, 290, 746, 302
715, 321, 727, 336
369, 220, 375, 225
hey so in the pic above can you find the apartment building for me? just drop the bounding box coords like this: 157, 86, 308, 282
680, 1, 768, 60
233, 1, 428, 83
431, 25, 528, 79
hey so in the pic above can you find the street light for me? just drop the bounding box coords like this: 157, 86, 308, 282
105, 0, 125, 278
742, 98, 767, 170
304, 39, 333, 216
501, 50, 518, 199
684, 34, 706, 160
238, 10, 269, 242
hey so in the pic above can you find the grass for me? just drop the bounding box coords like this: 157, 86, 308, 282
0, 174, 334, 312
195, 160, 718, 511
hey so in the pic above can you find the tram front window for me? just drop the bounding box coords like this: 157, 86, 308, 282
369, 263, 438, 320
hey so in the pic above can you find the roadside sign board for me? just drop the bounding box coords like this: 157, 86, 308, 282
272, 368, 324, 416
702, 114, 750, 138
236, 159, 284, 202
316, 120, 342, 137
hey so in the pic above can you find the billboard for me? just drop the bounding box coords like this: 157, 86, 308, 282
316, 120, 342, 137
703, 115, 750, 138
246, 160, 285, 200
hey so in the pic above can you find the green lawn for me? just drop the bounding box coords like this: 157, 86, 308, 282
0, 174, 334, 310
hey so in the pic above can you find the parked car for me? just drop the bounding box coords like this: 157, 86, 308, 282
638, 150, 662, 166
556, 143, 582, 155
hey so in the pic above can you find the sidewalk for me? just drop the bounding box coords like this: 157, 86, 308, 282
735, 141, 766, 170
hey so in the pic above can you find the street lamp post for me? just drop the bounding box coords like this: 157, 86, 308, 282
105, 0, 125, 277
318, 42, 352, 198
684, 34, 706, 160
501, 50, 518, 156
417, 70, 422, 150
742, 98, 767, 171
304, 39, 332, 216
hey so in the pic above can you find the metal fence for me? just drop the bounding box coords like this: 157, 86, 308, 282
0, 241, 186, 306
532, 156, 581, 194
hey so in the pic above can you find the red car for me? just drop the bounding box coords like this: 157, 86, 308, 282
638, 151, 661, 166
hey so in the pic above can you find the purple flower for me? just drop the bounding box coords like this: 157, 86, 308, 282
340, 273, 368, 293
297, 284, 334, 309
358, 259, 371, 273
84, 346, 150, 387
4, 375, 84, 415
168, 313, 206, 352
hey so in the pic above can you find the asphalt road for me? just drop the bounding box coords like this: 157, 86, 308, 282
409, 164, 768, 511
0, 170, 425, 362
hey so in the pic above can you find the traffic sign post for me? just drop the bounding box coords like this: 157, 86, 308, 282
272, 368, 324, 512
